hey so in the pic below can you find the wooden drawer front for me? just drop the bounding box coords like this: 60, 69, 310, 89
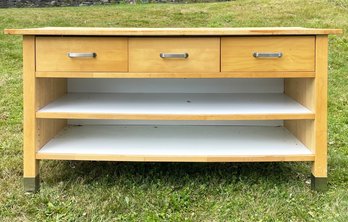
129, 38, 220, 73
36, 37, 128, 72
221, 36, 315, 72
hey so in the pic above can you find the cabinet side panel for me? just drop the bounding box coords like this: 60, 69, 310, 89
284, 120, 314, 151
37, 119, 67, 150
284, 78, 314, 111
286, 36, 329, 178
36, 78, 67, 149
37, 78, 67, 109
23, 37, 68, 178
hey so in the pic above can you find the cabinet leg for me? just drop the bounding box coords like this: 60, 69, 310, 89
311, 174, 327, 192
23, 158, 40, 193
23, 175, 40, 193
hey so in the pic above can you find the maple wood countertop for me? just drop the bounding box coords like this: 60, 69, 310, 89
3, 27, 343, 36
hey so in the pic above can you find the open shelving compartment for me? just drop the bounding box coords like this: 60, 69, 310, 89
35, 77, 315, 162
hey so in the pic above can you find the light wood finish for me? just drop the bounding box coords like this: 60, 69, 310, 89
129, 38, 220, 73
35, 71, 316, 78
4, 27, 342, 36
284, 120, 314, 151
23, 36, 39, 178
35, 78, 67, 149
284, 78, 316, 154
10, 27, 338, 191
23, 37, 68, 179
312, 36, 328, 178
36, 78, 67, 109
36, 37, 128, 72
284, 78, 315, 110
285, 36, 329, 179
221, 36, 315, 72
36, 119, 67, 149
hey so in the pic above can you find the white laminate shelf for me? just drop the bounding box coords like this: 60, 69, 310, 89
36, 93, 314, 120
36, 125, 314, 162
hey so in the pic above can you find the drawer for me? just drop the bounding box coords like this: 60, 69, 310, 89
129, 38, 220, 73
221, 36, 315, 72
36, 37, 128, 72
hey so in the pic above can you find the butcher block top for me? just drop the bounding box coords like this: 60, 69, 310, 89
4, 27, 342, 36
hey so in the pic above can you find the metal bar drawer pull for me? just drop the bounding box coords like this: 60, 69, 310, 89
253, 52, 283, 58
67, 52, 97, 58
160, 53, 189, 59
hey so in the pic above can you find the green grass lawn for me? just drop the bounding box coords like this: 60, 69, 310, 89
0, 0, 347, 221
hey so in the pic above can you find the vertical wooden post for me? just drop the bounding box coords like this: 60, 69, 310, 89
311, 35, 328, 191
23, 35, 40, 192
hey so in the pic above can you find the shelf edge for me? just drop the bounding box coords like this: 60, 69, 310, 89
36, 112, 315, 120
36, 153, 315, 162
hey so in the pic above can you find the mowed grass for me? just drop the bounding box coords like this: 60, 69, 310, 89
0, 0, 347, 221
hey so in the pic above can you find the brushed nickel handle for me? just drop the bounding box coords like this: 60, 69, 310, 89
253, 52, 283, 58
68, 52, 97, 58
160, 53, 189, 59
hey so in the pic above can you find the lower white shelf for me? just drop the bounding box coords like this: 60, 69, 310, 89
37, 125, 314, 162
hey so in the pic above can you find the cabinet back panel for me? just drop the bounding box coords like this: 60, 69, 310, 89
68, 119, 283, 126
68, 79, 284, 93
68, 78, 284, 126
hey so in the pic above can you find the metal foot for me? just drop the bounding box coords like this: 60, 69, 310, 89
23, 175, 40, 193
311, 174, 327, 192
